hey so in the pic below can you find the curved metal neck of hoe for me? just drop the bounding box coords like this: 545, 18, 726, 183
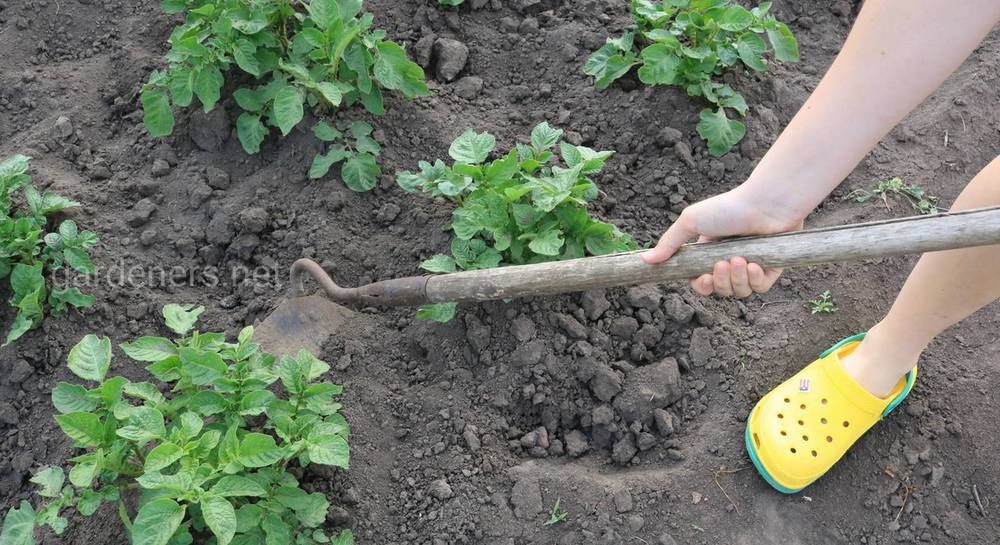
289, 259, 431, 307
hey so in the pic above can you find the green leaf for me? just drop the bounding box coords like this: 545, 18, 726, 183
341, 153, 380, 192
306, 0, 340, 30
145, 442, 185, 472
419, 255, 456, 273
238, 433, 284, 467
595, 53, 636, 90
193, 65, 224, 112
29, 467, 64, 498
201, 496, 237, 545
638, 43, 681, 85
449, 129, 496, 164
178, 347, 228, 386
131, 498, 185, 545
766, 21, 800, 63
718, 5, 754, 31
52, 382, 97, 414
306, 434, 349, 467
330, 530, 354, 545
696, 107, 746, 156
122, 382, 166, 404
141, 88, 174, 137
237, 113, 269, 155
530, 122, 563, 151
262, 514, 291, 545
210, 476, 268, 497
0, 501, 35, 545
120, 336, 177, 362
312, 122, 342, 142
273, 86, 305, 136
162, 304, 204, 336
190, 390, 227, 416
528, 229, 565, 256
55, 412, 104, 446
10, 263, 44, 299
67, 334, 112, 383
232, 40, 261, 77
308, 148, 351, 179
234, 88, 263, 112
416, 302, 457, 323
68, 455, 100, 488
117, 406, 166, 444
374, 42, 429, 99
736, 33, 768, 71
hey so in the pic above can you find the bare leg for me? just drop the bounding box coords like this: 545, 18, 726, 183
840, 156, 1000, 397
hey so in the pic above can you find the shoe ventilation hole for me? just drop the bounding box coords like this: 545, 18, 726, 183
753, 433, 761, 448
790, 448, 797, 454
797, 419, 804, 426
784, 397, 790, 403
843, 421, 850, 428
800, 403, 806, 410
826, 436, 833, 443
777, 413, 784, 419
802, 435, 809, 441
811, 450, 818, 457
821, 398, 828, 405
780, 430, 787, 436
821, 417, 828, 424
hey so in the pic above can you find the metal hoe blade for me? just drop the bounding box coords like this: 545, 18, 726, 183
254, 294, 353, 357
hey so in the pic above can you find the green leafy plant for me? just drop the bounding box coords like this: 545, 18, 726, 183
846, 176, 939, 215
807, 290, 836, 314
439, 0, 464, 5
397, 122, 636, 322
543, 497, 569, 527
585, 0, 799, 156
308, 120, 382, 191
0, 155, 97, 346
141, 0, 429, 191
0, 304, 353, 545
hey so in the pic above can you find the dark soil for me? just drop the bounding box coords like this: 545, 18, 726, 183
2, 0, 999, 543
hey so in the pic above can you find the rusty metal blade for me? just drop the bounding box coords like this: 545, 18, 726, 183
254, 294, 353, 357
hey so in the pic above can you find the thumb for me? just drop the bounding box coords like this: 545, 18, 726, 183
642, 213, 697, 264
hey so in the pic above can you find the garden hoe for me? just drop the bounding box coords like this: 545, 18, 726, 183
255, 206, 1000, 356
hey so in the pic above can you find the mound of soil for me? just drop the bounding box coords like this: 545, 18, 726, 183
1, 0, 999, 543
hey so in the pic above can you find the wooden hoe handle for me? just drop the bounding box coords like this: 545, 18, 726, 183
291, 206, 1000, 307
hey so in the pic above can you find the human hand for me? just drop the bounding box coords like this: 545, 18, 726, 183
641, 188, 804, 297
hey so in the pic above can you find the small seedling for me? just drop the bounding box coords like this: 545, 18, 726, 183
397, 122, 636, 322
544, 497, 568, 526
0, 155, 98, 346
807, 290, 837, 314
585, 0, 799, 156
141, 0, 429, 191
0, 304, 354, 545
846, 176, 939, 215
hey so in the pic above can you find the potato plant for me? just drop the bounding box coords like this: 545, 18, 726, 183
397, 123, 636, 321
141, 0, 429, 191
0, 155, 97, 346
586, 0, 799, 156
0, 304, 353, 545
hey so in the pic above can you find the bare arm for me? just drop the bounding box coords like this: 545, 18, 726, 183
643, 0, 1000, 296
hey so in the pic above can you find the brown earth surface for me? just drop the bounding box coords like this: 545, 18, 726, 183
1, 0, 998, 543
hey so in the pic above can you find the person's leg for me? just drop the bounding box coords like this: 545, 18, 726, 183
840, 155, 1000, 397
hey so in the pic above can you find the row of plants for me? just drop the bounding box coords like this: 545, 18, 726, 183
143, 0, 798, 192
1, 306, 353, 545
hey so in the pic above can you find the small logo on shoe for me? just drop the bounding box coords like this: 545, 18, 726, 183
799, 379, 810, 392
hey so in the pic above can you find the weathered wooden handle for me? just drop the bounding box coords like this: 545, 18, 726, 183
422, 206, 1000, 304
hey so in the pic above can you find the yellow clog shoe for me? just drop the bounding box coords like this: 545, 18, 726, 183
745, 333, 917, 493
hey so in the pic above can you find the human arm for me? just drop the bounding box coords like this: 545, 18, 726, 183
642, 0, 1000, 296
